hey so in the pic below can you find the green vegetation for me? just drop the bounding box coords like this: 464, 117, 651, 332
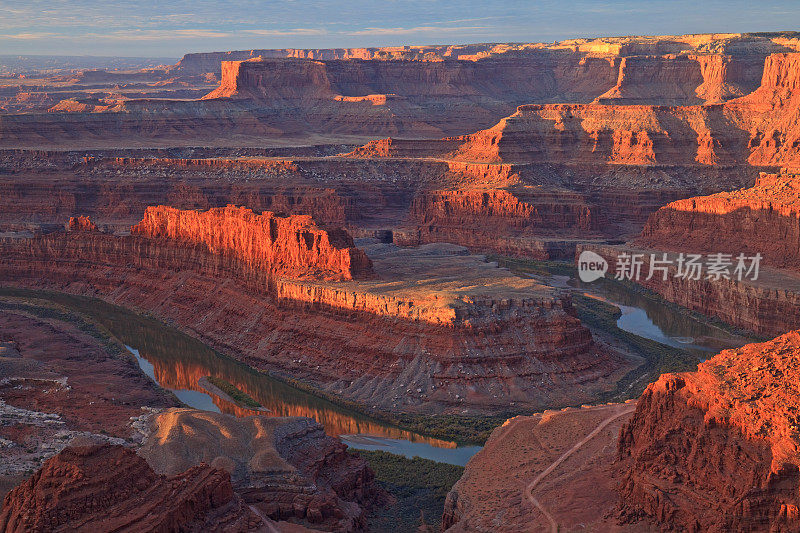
487, 255, 575, 277
353, 450, 464, 532
486, 255, 761, 400
206, 376, 261, 409
573, 293, 698, 400
0, 286, 503, 445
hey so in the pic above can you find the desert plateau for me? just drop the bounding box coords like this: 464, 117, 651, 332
1, 1, 800, 531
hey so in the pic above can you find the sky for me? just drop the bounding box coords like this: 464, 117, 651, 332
1, 0, 799, 59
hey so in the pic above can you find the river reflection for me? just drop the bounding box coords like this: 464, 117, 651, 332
560, 274, 751, 355
18, 291, 479, 464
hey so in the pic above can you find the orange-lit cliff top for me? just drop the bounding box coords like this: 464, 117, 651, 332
130, 204, 373, 282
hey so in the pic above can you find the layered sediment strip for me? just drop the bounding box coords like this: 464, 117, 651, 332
131, 204, 373, 281
617, 331, 800, 531
0, 209, 630, 414
348, 51, 800, 168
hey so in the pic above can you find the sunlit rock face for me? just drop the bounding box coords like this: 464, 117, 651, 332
617, 331, 800, 531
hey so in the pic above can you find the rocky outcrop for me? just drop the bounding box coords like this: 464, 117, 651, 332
0, 216, 630, 414
594, 54, 762, 105
130, 205, 373, 281
66, 215, 97, 232
725, 53, 800, 167
444, 102, 752, 165
617, 331, 800, 531
441, 403, 637, 532
0, 444, 263, 532
139, 409, 378, 531
639, 169, 800, 270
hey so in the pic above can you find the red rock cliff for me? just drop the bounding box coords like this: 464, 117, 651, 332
66, 215, 98, 232
639, 169, 800, 270
130, 204, 372, 281
617, 331, 800, 531
0, 444, 261, 532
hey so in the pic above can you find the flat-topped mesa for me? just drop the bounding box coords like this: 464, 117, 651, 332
130, 205, 373, 281
200, 54, 618, 104
754, 52, 800, 93
639, 169, 800, 269
66, 215, 98, 233
617, 331, 800, 531
343, 51, 800, 168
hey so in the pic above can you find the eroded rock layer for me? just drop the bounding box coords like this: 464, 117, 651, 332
0, 149, 760, 259
640, 169, 800, 270
351, 51, 800, 168
617, 331, 800, 531
139, 409, 378, 531
0, 444, 263, 532
4, 34, 800, 146
0, 213, 629, 414
130, 204, 373, 281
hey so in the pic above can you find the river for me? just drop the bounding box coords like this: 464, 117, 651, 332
3, 278, 750, 467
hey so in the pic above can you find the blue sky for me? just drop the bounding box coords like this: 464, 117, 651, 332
1, 0, 799, 58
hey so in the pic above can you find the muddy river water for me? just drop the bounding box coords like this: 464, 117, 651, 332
7, 276, 749, 466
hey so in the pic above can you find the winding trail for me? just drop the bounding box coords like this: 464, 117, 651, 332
524, 404, 636, 533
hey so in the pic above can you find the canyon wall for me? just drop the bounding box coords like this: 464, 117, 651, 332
0, 444, 263, 532
579, 244, 800, 337
130, 205, 373, 281
640, 169, 800, 270
617, 331, 800, 531
594, 54, 764, 105
346, 52, 800, 169
3, 152, 755, 258
203, 54, 619, 104
0, 211, 629, 414
729, 53, 800, 167
5, 36, 796, 146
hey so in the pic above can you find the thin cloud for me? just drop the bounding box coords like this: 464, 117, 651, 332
0, 32, 58, 39
349, 25, 490, 36
243, 28, 327, 36
87, 29, 234, 40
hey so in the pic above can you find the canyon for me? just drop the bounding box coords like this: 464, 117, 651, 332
0, 208, 631, 414
4, 30, 800, 533
1, 33, 798, 147
443, 330, 800, 532
0, 293, 380, 531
